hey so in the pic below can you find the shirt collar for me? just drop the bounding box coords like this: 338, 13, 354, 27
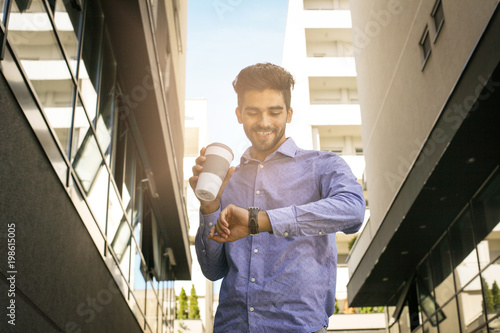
240, 138, 299, 165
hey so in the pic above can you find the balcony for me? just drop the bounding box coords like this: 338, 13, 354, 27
304, 9, 352, 29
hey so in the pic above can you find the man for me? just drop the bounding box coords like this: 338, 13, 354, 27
190, 63, 365, 332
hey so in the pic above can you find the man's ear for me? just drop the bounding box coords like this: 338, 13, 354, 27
287, 107, 293, 123
236, 107, 243, 124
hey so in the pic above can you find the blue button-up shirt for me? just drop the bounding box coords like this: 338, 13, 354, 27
195, 138, 365, 333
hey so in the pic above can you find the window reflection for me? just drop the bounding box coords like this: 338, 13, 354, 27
52, 0, 81, 74
85, 163, 109, 231
108, 185, 125, 242
431, 235, 455, 306
482, 259, 500, 321
450, 209, 480, 291
79, 0, 104, 123
436, 298, 459, 332
8, 0, 75, 156
1, 0, 5, 23
457, 276, 487, 332
473, 173, 500, 269
422, 316, 438, 333
95, 29, 116, 165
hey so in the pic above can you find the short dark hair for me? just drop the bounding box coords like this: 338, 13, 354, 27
232, 63, 295, 110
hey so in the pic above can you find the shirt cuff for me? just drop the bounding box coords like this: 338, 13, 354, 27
266, 206, 299, 238
199, 207, 221, 234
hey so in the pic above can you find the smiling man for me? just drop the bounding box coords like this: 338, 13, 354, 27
190, 63, 365, 333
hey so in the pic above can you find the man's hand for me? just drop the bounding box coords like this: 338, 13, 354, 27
189, 147, 235, 215
209, 204, 249, 243
209, 205, 273, 243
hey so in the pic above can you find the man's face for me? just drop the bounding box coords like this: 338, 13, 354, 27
236, 89, 293, 161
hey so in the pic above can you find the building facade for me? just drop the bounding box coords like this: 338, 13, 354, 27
347, 1, 500, 332
282, 0, 385, 331
0, 0, 190, 332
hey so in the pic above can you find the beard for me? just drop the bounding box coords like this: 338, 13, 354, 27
245, 124, 287, 156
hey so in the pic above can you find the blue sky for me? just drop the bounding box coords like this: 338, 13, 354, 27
185, 0, 289, 159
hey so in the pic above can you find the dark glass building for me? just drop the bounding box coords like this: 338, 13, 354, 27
0, 0, 190, 332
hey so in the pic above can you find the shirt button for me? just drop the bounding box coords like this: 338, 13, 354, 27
284, 232, 289, 237
249, 307, 255, 312
259, 164, 264, 168
250, 278, 256, 283
209, 222, 213, 226
202, 249, 206, 253
253, 248, 258, 253
318, 231, 323, 235
256, 190, 261, 195
200, 223, 204, 227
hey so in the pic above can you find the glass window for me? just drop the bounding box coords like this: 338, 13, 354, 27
422, 317, 438, 333
482, 258, 500, 324
8, 0, 75, 156
431, 0, 445, 36
473, 173, 500, 269
417, 257, 437, 322
450, 208, 480, 291
85, 163, 109, 231
1, 0, 5, 24
108, 184, 125, 242
420, 26, 431, 68
53, 0, 82, 74
431, 235, 455, 306
95, 28, 116, 165
438, 298, 461, 333
398, 304, 411, 333
79, 0, 104, 123
457, 276, 487, 333
111, 220, 132, 282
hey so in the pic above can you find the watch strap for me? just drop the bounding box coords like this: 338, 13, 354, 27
248, 207, 260, 235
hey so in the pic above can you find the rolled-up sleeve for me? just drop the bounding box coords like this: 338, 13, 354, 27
267, 156, 365, 238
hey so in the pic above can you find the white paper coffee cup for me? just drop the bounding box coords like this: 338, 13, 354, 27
195, 143, 234, 201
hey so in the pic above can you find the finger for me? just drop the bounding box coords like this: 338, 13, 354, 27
188, 175, 199, 191
215, 222, 229, 239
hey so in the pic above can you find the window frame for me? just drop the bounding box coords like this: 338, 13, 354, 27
420, 25, 432, 70
431, 0, 445, 42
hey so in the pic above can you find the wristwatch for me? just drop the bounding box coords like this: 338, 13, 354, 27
248, 207, 260, 235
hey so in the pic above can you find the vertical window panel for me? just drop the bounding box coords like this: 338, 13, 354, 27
79, 0, 103, 123
457, 276, 487, 333
473, 173, 500, 269
8, 0, 75, 156
482, 258, 500, 323
437, 298, 461, 333
450, 208, 480, 291
417, 257, 437, 323
53, 0, 82, 74
107, 184, 125, 242
431, 235, 455, 306
1, 0, 5, 23
95, 28, 116, 165
422, 317, 438, 333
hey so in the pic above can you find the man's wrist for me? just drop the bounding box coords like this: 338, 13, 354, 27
200, 202, 220, 215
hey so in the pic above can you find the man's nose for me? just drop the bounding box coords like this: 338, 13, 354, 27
257, 113, 272, 128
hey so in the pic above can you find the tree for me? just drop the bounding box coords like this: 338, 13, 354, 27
482, 278, 495, 313
177, 287, 188, 319
334, 299, 339, 314
189, 284, 201, 319
492, 280, 500, 312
